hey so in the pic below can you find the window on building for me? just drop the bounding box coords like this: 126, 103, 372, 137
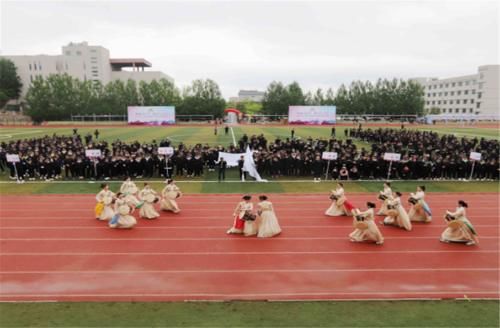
432, 93, 436, 97
449, 108, 453, 113
30, 75, 33, 82
444, 92, 448, 96
427, 93, 430, 97
455, 108, 459, 113
452, 82, 456, 87
462, 108, 466, 113
458, 82, 463, 86
443, 100, 447, 104
471, 99, 474, 104
431, 101, 435, 105
434, 85, 437, 89
438, 101, 441, 105
478, 92, 482, 99
442, 108, 447, 113
445, 83, 449, 88
34, 63, 37, 70
439, 84, 443, 88
478, 82, 484, 89
39, 62, 42, 70
90, 49, 97, 53
457, 91, 461, 95
76, 51, 82, 56
464, 90, 468, 95
438, 92, 442, 96
463, 99, 467, 104
469, 108, 473, 113
426, 101, 430, 105
29, 64, 32, 70
479, 73, 484, 79
450, 91, 455, 96
449, 100, 453, 104
472, 89, 476, 94
65, 51, 71, 56
465, 81, 470, 85
476, 102, 481, 108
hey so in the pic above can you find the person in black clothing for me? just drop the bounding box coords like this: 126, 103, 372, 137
214, 126, 218, 135
291, 129, 295, 139
331, 127, 336, 137
217, 157, 227, 181
72, 128, 78, 135
224, 126, 229, 135
94, 129, 100, 140
238, 155, 246, 181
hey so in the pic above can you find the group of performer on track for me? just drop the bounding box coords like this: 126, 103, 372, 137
94, 178, 182, 229
93, 178, 478, 245
325, 182, 478, 246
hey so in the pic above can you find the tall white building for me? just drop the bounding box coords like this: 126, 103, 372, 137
411, 65, 499, 117
229, 90, 265, 103
2, 42, 174, 97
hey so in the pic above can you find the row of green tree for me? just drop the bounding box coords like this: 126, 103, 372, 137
261, 79, 425, 115
25, 74, 226, 122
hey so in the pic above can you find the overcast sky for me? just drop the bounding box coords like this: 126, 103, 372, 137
1, 0, 498, 98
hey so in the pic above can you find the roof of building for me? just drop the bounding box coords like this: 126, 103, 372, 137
109, 58, 152, 68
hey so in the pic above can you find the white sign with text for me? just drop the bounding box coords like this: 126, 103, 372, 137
321, 152, 338, 160
383, 153, 401, 161
6, 154, 20, 163
469, 152, 482, 161
158, 147, 174, 155
85, 149, 102, 158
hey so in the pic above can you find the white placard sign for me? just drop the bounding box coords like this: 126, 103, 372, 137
6, 154, 20, 163
322, 152, 338, 160
158, 147, 174, 155
383, 153, 401, 161
85, 149, 102, 158
469, 152, 482, 161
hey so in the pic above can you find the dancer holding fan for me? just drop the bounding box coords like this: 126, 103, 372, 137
440, 200, 478, 246
408, 186, 432, 222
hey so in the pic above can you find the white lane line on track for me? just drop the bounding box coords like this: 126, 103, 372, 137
1, 250, 497, 256
230, 126, 237, 146
1, 236, 498, 241
1, 224, 497, 229
1, 268, 497, 274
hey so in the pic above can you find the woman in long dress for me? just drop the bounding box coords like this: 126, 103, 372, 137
160, 179, 182, 213
349, 202, 384, 245
382, 191, 412, 231
138, 183, 160, 219
408, 185, 432, 223
440, 200, 478, 246
109, 192, 137, 229
95, 183, 115, 221
227, 195, 253, 234
257, 195, 282, 238
325, 182, 347, 216
377, 182, 393, 216
120, 177, 142, 210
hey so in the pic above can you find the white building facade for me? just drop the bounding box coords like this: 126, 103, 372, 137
229, 90, 265, 103
411, 65, 499, 117
3, 42, 173, 97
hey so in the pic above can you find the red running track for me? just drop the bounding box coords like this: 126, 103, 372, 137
0, 193, 498, 301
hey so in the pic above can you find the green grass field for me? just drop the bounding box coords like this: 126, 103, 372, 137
0, 124, 498, 327
0, 124, 498, 145
1, 300, 498, 327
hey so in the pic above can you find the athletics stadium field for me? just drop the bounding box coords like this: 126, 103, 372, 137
0, 124, 498, 327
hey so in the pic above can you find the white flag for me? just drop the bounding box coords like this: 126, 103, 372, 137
243, 146, 267, 182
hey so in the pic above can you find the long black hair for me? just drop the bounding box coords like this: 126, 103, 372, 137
458, 200, 468, 208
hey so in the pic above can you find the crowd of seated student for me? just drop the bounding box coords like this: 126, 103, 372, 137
0, 129, 497, 181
